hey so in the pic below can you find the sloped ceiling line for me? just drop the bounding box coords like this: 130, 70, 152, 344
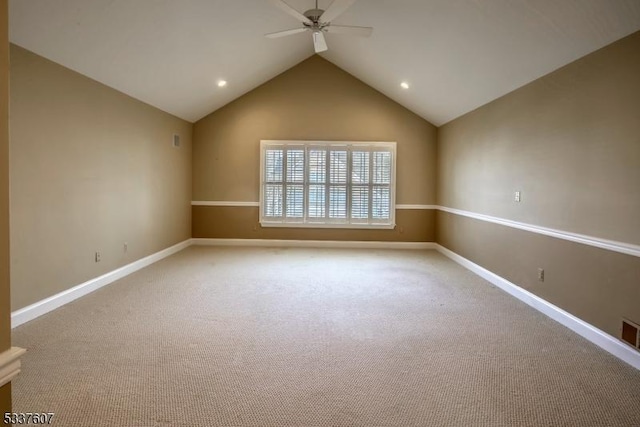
8, 0, 640, 125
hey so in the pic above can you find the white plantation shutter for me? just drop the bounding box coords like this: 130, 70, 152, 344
372, 151, 392, 220
351, 151, 370, 184
285, 150, 305, 219
286, 150, 304, 183
265, 149, 283, 181
263, 149, 284, 218
329, 150, 348, 219
286, 185, 304, 218
373, 151, 391, 185
260, 141, 395, 228
372, 187, 391, 219
308, 184, 325, 218
351, 186, 369, 219
329, 186, 347, 219
264, 185, 283, 217
351, 151, 370, 220
308, 150, 326, 218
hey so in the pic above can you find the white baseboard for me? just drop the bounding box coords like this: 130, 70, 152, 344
0, 347, 26, 387
435, 244, 640, 371
12, 238, 433, 327
191, 238, 436, 250
11, 240, 192, 329
14, 237, 635, 371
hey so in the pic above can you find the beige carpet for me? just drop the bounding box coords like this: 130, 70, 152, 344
12, 246, 640, 426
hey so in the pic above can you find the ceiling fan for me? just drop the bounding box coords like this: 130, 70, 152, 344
266, 0, 373, 53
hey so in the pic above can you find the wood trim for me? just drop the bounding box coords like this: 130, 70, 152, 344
0, 347, 26, 387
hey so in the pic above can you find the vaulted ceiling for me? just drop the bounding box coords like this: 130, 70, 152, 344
9, 0, 640, 125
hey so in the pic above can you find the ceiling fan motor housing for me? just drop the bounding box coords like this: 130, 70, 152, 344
304, 8, 324, 23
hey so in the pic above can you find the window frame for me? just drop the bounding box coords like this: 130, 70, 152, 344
259, 140, 397, 229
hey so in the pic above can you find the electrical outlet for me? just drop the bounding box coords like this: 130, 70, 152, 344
514, 191, 521, 202
537, 268, 544, 282
95, 252, 101, 262
123, 242, 128, 253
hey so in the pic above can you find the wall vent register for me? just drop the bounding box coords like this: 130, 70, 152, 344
622, 318, 640, 350
260, 140, 396, 229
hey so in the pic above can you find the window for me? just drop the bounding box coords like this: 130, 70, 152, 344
260, 140, 396, 229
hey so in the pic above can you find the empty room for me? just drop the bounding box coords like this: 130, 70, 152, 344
1, 0, 639, 425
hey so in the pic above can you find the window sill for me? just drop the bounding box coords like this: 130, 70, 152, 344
260, 221, 396, 230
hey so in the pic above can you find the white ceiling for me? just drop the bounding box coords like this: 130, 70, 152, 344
9, 0, 640, 125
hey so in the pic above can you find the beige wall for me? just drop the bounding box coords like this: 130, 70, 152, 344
0, 0, 11, 413
10, 45, 192, 310
193, 55, 437, 241
437, 31, 640, 337
438, 31, 640, 244
193, 207, 435, 242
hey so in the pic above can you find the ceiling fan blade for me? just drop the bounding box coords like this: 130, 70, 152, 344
313, 31, 328, 53
268, 0, 312, 25
265, 27, 309, 38
319, 0, 358, 23
325, 25, 373, 37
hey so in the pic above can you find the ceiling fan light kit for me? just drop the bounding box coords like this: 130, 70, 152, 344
266, 0, 373, 53
312, 30, 328, 53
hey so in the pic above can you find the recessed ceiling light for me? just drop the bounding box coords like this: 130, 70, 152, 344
217, 80, 227, 88
400, 82, 410, 89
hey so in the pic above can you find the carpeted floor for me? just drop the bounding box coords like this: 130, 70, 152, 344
11, 246, 640, 426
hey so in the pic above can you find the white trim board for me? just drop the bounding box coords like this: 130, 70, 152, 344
191, 201, 436, 210
0, 347, 27, 387
396, 204, 438, 210
434, 244, 640, 371
192, 238, 436, 250
11, 239, 191, 328
192, 202, 638, 257
438, 206, 640, 258
192, 201, 260, 207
